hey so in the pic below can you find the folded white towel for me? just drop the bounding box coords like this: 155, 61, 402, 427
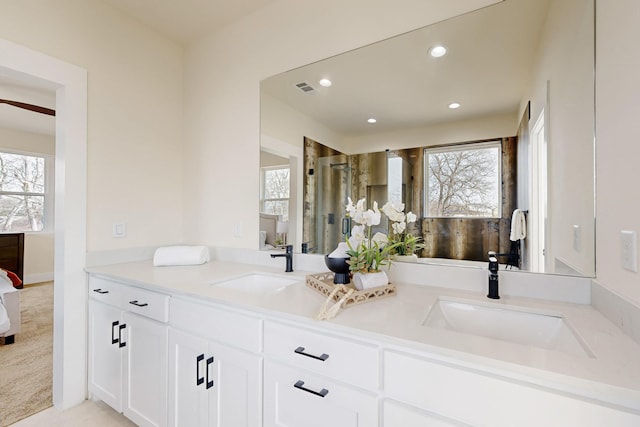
153, 245, 210, 267
353, 271, 388, 290
510, 209, 527, 241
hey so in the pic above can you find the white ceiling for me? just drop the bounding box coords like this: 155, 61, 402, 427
261, 0, 551, 136
99, 0, 276, 44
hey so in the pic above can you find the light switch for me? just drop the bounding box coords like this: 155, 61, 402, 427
621, 230, 638, 272
113, 222, 127, 238
233, 222, 243, 237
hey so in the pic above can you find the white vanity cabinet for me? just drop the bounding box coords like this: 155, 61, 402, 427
382, 349, 640, 427
168, 298, 262, 427
88, 277, 169, 427
262, 320, 379, 427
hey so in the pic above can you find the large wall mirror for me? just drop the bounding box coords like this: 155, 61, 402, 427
259, 0, 595, 277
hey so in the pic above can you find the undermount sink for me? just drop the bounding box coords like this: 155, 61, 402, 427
210, 273, 300, 295
423, 297, 593, 358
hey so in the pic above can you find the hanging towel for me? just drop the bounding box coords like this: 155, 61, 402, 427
153, 245, 210, 267
510, 209, 527, 242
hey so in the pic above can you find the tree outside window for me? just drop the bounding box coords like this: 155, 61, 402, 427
425, 142, 501, 218
261, 166, 290, 221
0, 152, 46, 232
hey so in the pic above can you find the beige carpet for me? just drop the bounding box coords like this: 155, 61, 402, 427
0, 282, 54, 427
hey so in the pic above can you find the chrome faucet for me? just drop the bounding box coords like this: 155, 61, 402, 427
487, 251, 500, 299
271, 244, 293, 272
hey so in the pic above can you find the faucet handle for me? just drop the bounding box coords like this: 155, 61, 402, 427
285, 244, 293, 253
488, 251, 499, 273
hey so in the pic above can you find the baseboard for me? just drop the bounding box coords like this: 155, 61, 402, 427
24, 272, 54, 285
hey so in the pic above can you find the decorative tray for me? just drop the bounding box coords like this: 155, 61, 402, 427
305, 272, 397, 308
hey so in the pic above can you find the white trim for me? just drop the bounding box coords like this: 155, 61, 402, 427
0, 38, 88, 409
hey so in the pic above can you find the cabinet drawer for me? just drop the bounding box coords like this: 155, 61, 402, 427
170, 298, 262, 353
264, 321, 378, 390
121, 286, 170, 323
264, 360, 378, 427
89, 276, 123, 307
384, 350, 640, 427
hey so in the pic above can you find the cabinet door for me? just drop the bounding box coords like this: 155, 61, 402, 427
208, 341, 262, 427
88, 299, 124, 412
123, 311, 169, 427
264, 360, 378, 427
168, 328, 210, 427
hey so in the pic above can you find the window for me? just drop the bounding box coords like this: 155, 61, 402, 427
0, 151, 49, 232
425, 141, 501, 218
261, 166, 290, 221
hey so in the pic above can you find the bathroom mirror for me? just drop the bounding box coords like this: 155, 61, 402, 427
260, 0, 595, 277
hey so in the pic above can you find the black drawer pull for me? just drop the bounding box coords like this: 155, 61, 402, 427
294, 346, 329, 361
111, 321, 119, 344
129, 300, 148, 307
294, 380, 328, 398
118, 323, 127, 348
206, 356, 214, 389
196, 354, 205, 386
93, 288, 109, 294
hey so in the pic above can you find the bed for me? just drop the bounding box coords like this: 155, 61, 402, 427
0, 233, 25, 344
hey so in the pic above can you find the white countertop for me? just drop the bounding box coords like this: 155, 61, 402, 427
86, 259, 640, 412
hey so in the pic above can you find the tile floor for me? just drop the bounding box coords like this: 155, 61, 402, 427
10, 400, 135, 427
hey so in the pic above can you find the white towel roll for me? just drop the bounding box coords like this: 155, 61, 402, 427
352, 271, 388, 290
153, 245, 210, 267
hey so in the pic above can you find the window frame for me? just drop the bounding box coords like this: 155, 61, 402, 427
0, 148, 54, 234
260, 164, 290, 221
424, 140, 502, 219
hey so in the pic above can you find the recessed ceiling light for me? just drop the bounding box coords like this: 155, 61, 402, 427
429, 45, 447, 58
448, 102, 461, 109
367, 118, 377, 124
319, 78, 332, 87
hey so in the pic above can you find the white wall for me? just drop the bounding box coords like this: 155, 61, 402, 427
183, 0, 501, 250
343, 112, 517, 154
261, 92, 344, 152
596, 0, 640, 305
523, 0, 595, 276
0, 0, 184, 252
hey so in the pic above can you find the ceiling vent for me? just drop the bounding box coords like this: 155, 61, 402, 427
295, 82, 315, 93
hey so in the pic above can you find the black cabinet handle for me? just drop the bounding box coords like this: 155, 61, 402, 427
294, 346, 329, 361
294, 380, 328, 398
129, 300, 148, 307
111, 321, 119, 344
196, 354, 205, 386
206, 356, 214, 389
93, 288, 109, 294
118, 323, 126, 348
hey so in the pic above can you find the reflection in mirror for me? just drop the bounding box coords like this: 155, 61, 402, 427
260, 0, 595, 277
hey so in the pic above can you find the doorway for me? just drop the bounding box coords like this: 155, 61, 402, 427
530, 109, 547, 273
1, 38, 87, 410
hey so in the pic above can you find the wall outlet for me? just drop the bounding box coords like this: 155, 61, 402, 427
233, 222, 243, 237
113, 222, 127, 238
621, 230, 638, 272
